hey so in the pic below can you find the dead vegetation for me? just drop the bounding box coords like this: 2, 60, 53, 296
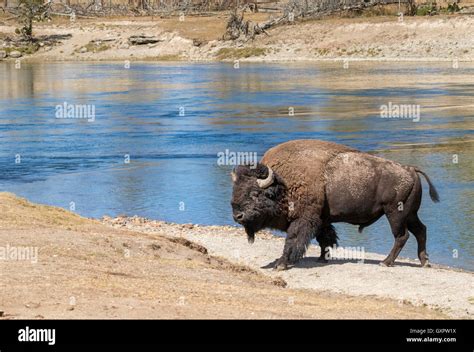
223, 6, 279, 40
75, 39, 111, 53
216, 46, 266, 59
223, 0, 418, 41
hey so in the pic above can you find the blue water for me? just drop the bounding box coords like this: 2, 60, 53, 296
0, 61, 472, 270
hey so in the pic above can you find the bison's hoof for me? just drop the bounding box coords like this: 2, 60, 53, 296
421, 261, 431, 268
274, 263, 287, 271
273, 260, 288, 271
379, 261, 393, 267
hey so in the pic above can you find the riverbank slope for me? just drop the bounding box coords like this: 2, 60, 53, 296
0, 14, 473, 62
0, 193, 472, 319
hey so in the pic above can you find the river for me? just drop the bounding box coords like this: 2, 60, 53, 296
0, 61, 472, 270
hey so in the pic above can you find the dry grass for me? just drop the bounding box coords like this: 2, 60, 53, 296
216, 47, 267, 60
77, 41, 111, 53
0, 192, 92, 230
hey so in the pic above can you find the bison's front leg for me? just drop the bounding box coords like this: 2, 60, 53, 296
274, 219, 318, 271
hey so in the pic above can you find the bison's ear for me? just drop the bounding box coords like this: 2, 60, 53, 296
232, 165, 248, 182
233, 165, 252, 178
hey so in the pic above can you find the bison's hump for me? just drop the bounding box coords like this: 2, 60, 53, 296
260, 139, 356, 211
261, 139, 355, 173
262, 139, 355, 160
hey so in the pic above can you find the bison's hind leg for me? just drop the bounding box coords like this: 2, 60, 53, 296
407, 215, 430, 267
381, 209, 410, 267
402, 171, 430, 268
316, 224, 339, 263
380, 170, 424, 267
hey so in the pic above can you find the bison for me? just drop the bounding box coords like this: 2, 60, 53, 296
231, 139, 439, 270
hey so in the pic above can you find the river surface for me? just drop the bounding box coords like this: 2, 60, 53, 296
0, 61, 472, 270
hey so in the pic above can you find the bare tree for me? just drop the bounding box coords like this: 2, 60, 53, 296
16, 0, 51, 40
406, 0, 417, 15
225, 0, 415, 41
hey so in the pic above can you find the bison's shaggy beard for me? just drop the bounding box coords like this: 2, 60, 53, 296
244, 225, 257, 244
242, 214, 271, 244
241, 203, 288, 244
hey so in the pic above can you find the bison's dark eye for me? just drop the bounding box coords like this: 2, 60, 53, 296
265, 189, 276, 199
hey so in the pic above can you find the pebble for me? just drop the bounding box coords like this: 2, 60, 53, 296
9, 50, 22, 58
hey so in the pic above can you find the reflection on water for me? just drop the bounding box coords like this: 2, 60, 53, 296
0, 61, 472, 270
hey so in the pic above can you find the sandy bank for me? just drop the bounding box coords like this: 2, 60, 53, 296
0, 192, 467, 319
1, 14, 474, 62
101, 215, 474, 318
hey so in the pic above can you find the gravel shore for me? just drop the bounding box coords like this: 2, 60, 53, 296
101, 215, 474, 318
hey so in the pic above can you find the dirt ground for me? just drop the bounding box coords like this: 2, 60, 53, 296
0, 192, 458, 319
0, 13, 473, 62
102, 215, 474, 319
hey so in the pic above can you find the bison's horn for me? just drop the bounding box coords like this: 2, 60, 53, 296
231, 169, 238, 183
257, 167, 274, 188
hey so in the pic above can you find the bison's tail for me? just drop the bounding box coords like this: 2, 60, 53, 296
414, 168, 440, 203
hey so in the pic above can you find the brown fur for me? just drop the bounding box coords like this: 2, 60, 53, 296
232, 139, 439, 270
261, 139, 355, 221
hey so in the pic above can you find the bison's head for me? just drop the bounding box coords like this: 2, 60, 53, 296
231, 163, 286, 244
